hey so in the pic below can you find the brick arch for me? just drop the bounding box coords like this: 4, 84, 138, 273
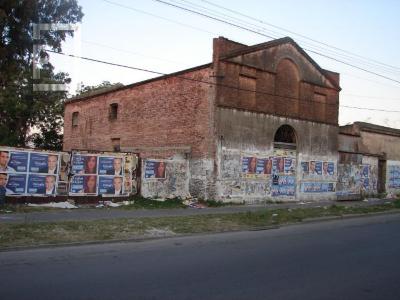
275, 58, 300, 99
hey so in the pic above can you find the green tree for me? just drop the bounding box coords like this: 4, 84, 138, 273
76, 81, 124, 97
0, 0, 83, 149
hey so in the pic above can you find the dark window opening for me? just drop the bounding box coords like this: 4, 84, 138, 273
111, 138, 120, 152
72, 112, 79, 127
274, 125, 296, 149
109, 103, 118, 120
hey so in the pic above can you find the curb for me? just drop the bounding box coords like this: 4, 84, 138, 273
1, 209, 400, 253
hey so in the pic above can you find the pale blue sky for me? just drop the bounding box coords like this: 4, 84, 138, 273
51, 0, 400, 128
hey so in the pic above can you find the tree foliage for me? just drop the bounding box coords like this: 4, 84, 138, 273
0, 0, 83, 150
76, 81, 124, 97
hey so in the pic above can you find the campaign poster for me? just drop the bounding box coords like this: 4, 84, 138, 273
145, 160, 166, 179
273, 157, 285, 174
69, 175, 98, 195
327, 162, 335, 176
6, 151, 29, 173
242, 156, 257, 174
361, 165, 369, 178
284, 158, 294, 175
362, 177, 370, 189
315, 161, 322, 175
271, 175, 295, 196
4, 173, 27, 195
301, 182, 335, 193
98, 156, 124, 176
98, 176, 124, 196
301, 162, 309, 175
124, 174, 133, 194
259, 158, 272, 175
71, 154, 97, 175
27, 174, 57, 195
29, 152, 59, 174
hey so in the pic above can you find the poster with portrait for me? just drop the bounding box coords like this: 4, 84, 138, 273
27, 174, 57, 195
315, 161, 322, 175
3, 173, 27, 195
255, 158, 272, 176
327, 162, 335, 176
71, 154, 98, 175
58, 153, 71, 182
273, 157, 285, 174
6, 151, 29, 173
242, 156, 257, 175
301, 162, 309, 175
69, 175, 98, 195
284, 158, 295, 175
98, 156, 124, 176
98, 176, 124, 196
29, 153, 59, 174
144, 160, 166, 179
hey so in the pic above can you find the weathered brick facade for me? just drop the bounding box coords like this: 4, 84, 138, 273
63, 36, 341, 201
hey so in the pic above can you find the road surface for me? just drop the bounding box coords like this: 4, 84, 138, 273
1, 213, 400, 299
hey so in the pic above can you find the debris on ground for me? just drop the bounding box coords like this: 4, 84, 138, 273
28, 201, 78, 209
183, 198, 206, 209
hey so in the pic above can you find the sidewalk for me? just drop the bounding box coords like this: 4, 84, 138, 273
0, 198, 392, 224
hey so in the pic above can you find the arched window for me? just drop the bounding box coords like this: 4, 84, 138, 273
274, 125, 297, 149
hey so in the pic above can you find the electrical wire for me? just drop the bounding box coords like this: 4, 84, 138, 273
47, 49, 400, 113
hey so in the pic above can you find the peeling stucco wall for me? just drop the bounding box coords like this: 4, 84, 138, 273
141, 157, 190, 199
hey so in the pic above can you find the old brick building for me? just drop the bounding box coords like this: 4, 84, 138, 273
63, 36, 341, 202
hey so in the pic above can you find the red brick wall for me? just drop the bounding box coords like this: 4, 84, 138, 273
215, 44, 340, 125
63, 67, 215, 159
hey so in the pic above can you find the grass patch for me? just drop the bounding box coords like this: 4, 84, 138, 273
0, 204, 59, 214
122, 195, 187, 210
1, 203, 399, 249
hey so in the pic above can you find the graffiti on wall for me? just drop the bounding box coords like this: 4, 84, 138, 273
336, 163, 375, 196
388, 165, 400, 189
141, 159, 189, 199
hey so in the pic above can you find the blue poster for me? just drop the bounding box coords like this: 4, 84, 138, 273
27, 174, 57, 195
255, 158, 269, 174
301, 182, 335, 193
145, 160, 166, 179
284, 158, 294, 174
69, 175, 97, 194
315, 161, 322, 175
29, 153, 59, 174
271, 175, 295, 196
5, 173, 27, 194
98, 156, 123, 175
301, 162, 309, 174
8, 151, 29, 172
327, 162, 335, 176
361, 165, 369, 178
273, 157, 285, 174
242, 157, 257, 174
71, 155, 97, 175
98, 176, 124, 195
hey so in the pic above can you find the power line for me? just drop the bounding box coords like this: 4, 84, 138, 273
199, 0, 400, 73
100, 0, 400, 88
47, 49, 400, 113
151, 0, 400, 84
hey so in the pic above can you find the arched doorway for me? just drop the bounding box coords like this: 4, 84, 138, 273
271, 125, 297, 200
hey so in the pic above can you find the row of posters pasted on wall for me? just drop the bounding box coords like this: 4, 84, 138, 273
0, 147, 138, 196
240, 151, 338, 195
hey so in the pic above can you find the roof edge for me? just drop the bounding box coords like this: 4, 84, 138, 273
66, 63, 212, 104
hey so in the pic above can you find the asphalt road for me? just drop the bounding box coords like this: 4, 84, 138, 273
1, 213, 400, 300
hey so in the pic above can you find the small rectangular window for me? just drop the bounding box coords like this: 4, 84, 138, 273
111, 138, 121, 152
72, 112, 79, 127
109, 103, 118, 120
